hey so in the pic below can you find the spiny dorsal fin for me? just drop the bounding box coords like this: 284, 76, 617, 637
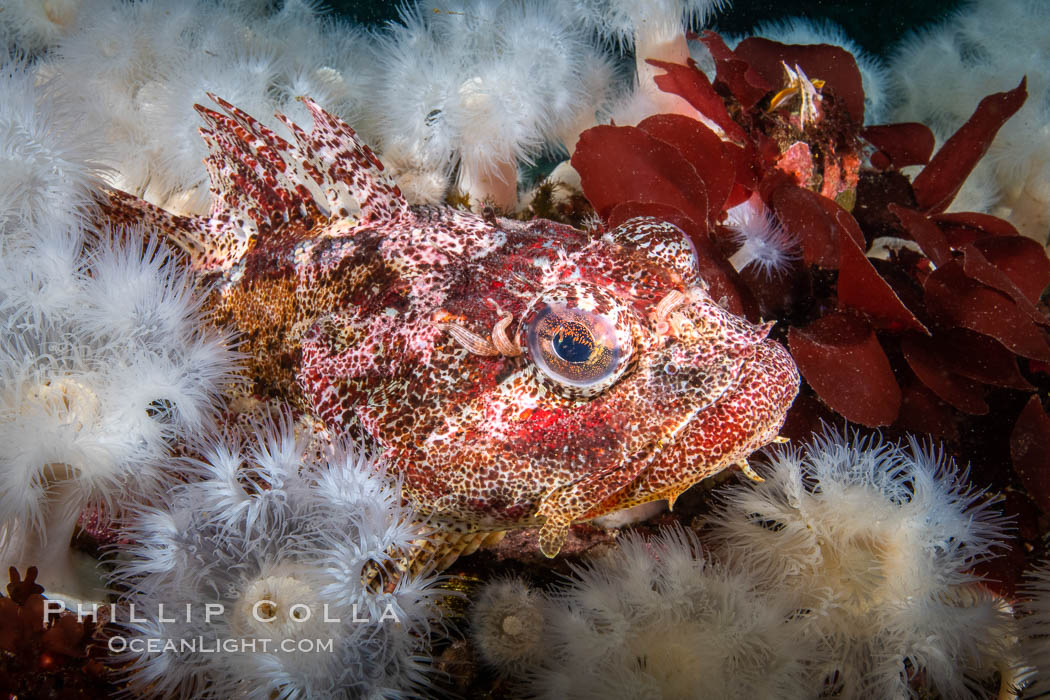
102, 95, 411, 273
205, 94, 409, 228
99, 101, 300, 272
278, 96, 409, 225
198, 95, 327, 229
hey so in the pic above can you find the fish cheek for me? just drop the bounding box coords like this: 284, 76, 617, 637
656, 346, 746, 414
528, 352, 733, 557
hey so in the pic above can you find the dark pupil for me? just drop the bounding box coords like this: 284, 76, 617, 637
551, 321, 594, 363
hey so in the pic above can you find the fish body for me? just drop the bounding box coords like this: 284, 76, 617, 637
103, 96, 799, 556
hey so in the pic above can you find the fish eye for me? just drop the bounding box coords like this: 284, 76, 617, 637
527, 305, 620, 387
522, 284, 635, 396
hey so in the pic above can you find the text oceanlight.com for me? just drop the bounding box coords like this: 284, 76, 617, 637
108, 636, 336, 654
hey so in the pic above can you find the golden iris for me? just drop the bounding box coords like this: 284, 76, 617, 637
526, 304, 619, 387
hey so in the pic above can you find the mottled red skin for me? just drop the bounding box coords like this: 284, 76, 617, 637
101, 96, 799, 557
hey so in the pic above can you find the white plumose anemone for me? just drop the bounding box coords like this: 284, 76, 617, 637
0, 224, 238, 605
26, 0, 741, 214
41, 0, 379, 216
0, 56, 104, 234
374, 0, 617, 210
723, 195, 798, 278
0, 0, 83, 54
522, 527, 816, 699
471, 576, 547, 674
1018, 562, 1050, 693
563, 0, 727, 51
109, 417, 445, 699
705, 429, 1017, 699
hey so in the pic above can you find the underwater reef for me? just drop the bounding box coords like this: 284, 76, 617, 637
2, 0, 1050, 698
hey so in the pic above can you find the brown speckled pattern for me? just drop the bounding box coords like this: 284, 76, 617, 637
100, 97, 800, 557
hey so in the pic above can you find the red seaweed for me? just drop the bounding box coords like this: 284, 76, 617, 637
970, 235, 1050, 305
647, 59, 747, 143
900, 334, 988, 414
924, 329, 1033, 390
768, 183, 862, 268
837, 232, 928, 333
1011, 396, 1050, 513
637, 114, 736, 224
572, 33, 1046, 498
933, 211, 1021, 242
861, 123, 936, 169
896, 379, 958, 440
0, 568, 114, 697
571, 124, 709, 231
924, 261, 1050, 361
696, 30, 771, 109
960, 243, 1050, 327
912, 78, 1027, 213
788, 313, 901, 427
891, 204, 952, 267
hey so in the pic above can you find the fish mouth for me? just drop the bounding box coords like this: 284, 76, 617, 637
558, 350, 748, 523
583, 337, 799, 519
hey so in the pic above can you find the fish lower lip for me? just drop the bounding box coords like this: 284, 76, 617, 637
626, 405, 703, 469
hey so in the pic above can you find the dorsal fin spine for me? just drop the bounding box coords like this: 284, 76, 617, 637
107, 94, 412, 272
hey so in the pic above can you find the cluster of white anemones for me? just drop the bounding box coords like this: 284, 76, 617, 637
0, 56, 240, 604
475, 528, 817, 699
0, 223, 239, 601
2, 0, 738, 212
472, 430, 1025, 700
706, 430, 1019, 698
0, 56, 102, 233
22, 0, 1050, 248
109, 417, 445, 699
372, 0, 619, 210
34, 0, 378, 217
